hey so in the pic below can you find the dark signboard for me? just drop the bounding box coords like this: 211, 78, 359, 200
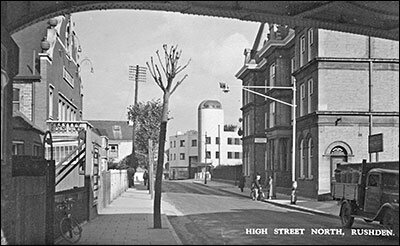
368, 133, 383, 153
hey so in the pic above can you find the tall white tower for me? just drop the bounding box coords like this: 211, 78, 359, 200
198, 100, 224, 166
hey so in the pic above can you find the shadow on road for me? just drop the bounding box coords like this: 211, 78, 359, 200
162, 180, 236, 197
166, 208, 398, 245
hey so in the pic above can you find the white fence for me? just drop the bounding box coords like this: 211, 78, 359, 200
110, 169, 129, 202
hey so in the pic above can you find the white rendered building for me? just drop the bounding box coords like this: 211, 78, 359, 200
168, 100, 242, 179
198, 100, 242, 167
168, 130, 198, 179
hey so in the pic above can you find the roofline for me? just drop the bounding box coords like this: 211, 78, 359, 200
13, 75, 41, 82
235, 58, 267, 79
257, 29, 295, 58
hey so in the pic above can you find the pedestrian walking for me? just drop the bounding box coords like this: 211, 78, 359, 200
238, 173, 246, 192
251, 173, 261, 200
131, 170, 135, 187
143, 169, 149, 188
127, 167, 135, 188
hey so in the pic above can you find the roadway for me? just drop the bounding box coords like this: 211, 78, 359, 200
161, 180, 398, 245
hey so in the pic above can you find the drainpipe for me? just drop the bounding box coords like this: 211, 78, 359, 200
32, 50, 36, 124
218, 124, 221, 166
368, 36, 372, 162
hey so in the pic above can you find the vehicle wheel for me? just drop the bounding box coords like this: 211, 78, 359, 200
340, 202, 354, 228
60, 217, 82, 244
381, 208, 395, 230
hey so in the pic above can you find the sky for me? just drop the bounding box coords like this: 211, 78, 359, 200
72, 9, 260, 136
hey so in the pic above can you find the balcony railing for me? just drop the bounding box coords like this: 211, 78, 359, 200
46, 120, 92, 136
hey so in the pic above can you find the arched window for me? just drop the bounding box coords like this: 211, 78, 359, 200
331, 146, 347, 157
299, 139, 304, 178
308, 138, 313, 178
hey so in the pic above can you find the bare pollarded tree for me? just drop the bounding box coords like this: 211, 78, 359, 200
146, 44, 191, 228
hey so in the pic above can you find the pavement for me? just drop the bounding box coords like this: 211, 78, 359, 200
56, 182, 183, 245
192, 179, 341, 219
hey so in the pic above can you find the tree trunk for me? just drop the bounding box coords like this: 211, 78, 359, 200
153, 92, 170, 228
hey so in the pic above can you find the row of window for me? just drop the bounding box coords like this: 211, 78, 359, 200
169, 153, 186, 160
242, 136, 314, 179
13, 84, 80, 122
299, 138, 314, 179
170, 139, 197, 148
56, 93, 78, 121
12, 141, 41, 157
12, 88, 22, 112
300, 28, 314, 67
299, 78, 314, 117
12, 142, 80, 165
264, 138, 291, 173
227, 137, 241, 145
244, 79, 314, 135
49, 145, 78, 164
243, 29, 315, 134
205, 151, 242, 159
169, 151, 242, 161
170, 137, 241, 148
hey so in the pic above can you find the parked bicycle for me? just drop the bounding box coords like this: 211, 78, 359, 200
57, 197, 82, 244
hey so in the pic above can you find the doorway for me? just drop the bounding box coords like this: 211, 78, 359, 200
330, 146, 348, 182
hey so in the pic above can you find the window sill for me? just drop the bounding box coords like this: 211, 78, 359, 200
298, 176, 314, 181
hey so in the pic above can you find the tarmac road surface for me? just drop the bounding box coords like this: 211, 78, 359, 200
162, 180, 398, 245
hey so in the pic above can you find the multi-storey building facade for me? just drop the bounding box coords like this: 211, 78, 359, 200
237, 23, 399, 199
293, 28, 399, 199
168, 100, 242, 180
197, 100, 242, 168
10, 14, 110, 204
12, 15, 83, 128
168, 130, 198, 179
236, 23, 295, 188
11, 14, 84, 164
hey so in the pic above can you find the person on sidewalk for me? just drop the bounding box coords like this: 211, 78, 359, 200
251, 173, 261, 200
143, 169, 149, 188
131, 170, 136, 187
238, 173, 246, 192
127, 167, 135, 188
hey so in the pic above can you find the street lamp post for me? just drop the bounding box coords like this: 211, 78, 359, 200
219, 80, 297, 204
204, 131, 208, 184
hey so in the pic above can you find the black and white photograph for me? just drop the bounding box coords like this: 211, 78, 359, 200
1, 1, 399, 245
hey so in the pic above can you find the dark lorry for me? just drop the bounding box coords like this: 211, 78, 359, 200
332, 160, 399, 235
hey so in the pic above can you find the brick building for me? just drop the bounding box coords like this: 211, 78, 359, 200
236, 23, 295, 189
293, 28, 399, 199
236, 23, 399, 199
12, 14, 83, 128
11, 14, 85, 165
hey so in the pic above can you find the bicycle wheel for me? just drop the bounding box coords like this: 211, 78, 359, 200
59, 217, 82, 244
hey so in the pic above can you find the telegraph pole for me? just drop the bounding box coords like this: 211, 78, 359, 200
128, 65, 147, 170
148, 139, 154, 199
